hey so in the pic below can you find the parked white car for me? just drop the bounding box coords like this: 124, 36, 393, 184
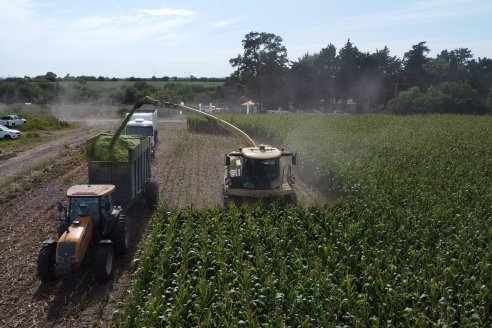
0, 125, 21, 139
327, 110, 350, 116
0, 115, 27, 128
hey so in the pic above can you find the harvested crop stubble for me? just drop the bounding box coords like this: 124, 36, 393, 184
88, 134, 140, 162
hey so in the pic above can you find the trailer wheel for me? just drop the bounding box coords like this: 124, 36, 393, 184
37, 244, 56, 283
145, 180, 160, 208
111, 214, 130, 256
288, 193, 297, 204
94, 244, 114, 282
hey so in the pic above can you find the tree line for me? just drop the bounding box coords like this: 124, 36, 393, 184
1, 32, 491, 114
224, 32, 492, 114
0, 76, 223, 106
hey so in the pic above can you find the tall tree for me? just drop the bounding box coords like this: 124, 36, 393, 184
334, 39, 360, 102
427, 48, 473, 84
229, 32, 289, 109
402, 41, 430, 90
290, 53, 318, 109
316, 44, 338, 107
44, 71, 58, 82
467, 57, 492, 98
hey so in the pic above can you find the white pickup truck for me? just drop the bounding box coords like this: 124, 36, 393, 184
0, 115, 27, 128
0, 125, 21, 139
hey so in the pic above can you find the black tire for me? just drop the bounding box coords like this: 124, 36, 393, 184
288, 193, 297, 204
11, 123, 15, 128
144, 180, 159, 208
94, 244, 114, 282
110, 214, 130, 256
4, 135, 11, 140
37, 244, 56, 283
222, 195, 230, 207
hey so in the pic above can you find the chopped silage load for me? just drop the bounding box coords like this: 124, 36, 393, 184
89, 134, 141, 162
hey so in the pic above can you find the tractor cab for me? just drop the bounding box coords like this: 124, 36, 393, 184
66, 184, 115, 226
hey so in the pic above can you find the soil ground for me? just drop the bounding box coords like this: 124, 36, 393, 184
0, 119, 328, 327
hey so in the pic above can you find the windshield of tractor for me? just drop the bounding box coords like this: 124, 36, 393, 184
68, 197, 101, 224
242, 157, 281, 190
126, 126, 153, 136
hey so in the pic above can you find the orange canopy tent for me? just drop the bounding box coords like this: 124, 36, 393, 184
240, 100, 256, 106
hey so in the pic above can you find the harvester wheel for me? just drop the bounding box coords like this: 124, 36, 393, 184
37, 244, 56, 283
111, 214, 130, 256
223, 195, 239, 207
145, 180, 160, 208
94, 244, 114, 282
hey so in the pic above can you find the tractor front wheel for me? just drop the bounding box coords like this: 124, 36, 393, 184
111, 214, 130, 256
94, 244, 114, 282
37, 244, 56, 283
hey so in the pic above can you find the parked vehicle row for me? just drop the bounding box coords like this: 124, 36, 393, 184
0, 114, 26, 140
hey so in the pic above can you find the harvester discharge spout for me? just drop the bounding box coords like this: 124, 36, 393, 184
119, 96, 257, 148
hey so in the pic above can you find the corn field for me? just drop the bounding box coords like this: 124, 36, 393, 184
116, 114, 492, 327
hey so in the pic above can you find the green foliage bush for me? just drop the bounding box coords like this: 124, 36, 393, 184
186, 114, 229, 135
387, 82, 489, 114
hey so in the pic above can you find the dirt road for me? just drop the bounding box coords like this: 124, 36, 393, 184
0, 119, 118, 186
0, 120, 328, 327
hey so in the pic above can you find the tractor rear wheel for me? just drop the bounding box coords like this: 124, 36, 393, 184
94, 244, 114, 282
145, 180, 160, 208
111, 214, 130, 256
37, 244, 56, 283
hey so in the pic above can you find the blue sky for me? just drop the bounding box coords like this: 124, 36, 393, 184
1, 0, 491, 78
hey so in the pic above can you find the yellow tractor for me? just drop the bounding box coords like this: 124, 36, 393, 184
37, 184, 130, 282
223, 144, 297, 206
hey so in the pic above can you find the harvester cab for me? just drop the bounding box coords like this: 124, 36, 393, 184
223, 144, 297, 205
38, 184, 130, 283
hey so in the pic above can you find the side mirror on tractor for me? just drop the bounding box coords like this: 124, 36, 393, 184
292, 154, 297, 165
56, 202, 65, 212
225, 155, 231, 166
